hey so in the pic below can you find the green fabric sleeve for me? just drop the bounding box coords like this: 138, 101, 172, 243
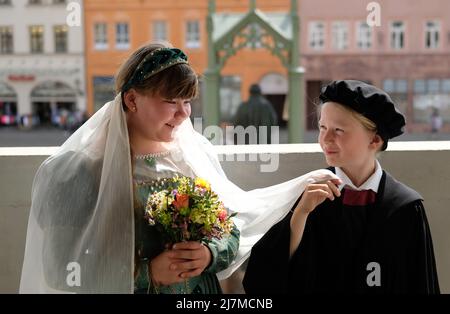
204, 223, 240, 274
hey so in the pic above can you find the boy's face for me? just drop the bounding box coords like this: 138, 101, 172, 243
318, 102, 378, 173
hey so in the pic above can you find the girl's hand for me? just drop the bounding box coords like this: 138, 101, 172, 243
295, 179, 342, 215
169, 241, 212, 279
149, 250, 186, 286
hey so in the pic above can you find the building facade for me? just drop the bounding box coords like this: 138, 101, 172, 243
0, 0, 85, 127
300, 0, 450, 133
86, 0, 450, 135
84, 0, 290, 123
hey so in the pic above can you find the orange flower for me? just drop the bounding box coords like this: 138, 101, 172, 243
172, 194, 189, 210
218, 209, 227, 222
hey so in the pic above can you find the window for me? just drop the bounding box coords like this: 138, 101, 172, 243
93, 76, 115, 112
185, 20, 200, 48
383, 79, 408, 115
29, 25, 44, 53
0, 26, 13, 54
390, 21, 405, 50
425, 21, 440, 49
115, 23, 129, 50
427, 79, 440, 93
383, 79, 407, 94
54, 25, 68, 53
309, 21, 325, 50
414, 80, 426, 94
152, 21, 167, 42
331, 21, 349, 50
356, 21, 372, 50
220, 76, 242, 122
414, 79, 444, 95
443, 79, 450, 93
94, 23, 108, 50
413, 79, 450, 123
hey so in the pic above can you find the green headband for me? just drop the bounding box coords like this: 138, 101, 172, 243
121, 48, 189, 93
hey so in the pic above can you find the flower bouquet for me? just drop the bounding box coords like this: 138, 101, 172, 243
145, 176, 236, 244
144, 176, 236, 294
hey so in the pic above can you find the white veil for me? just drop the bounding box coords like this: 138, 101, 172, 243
20, 94, 338, 293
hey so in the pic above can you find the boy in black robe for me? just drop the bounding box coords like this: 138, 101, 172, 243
243, 80, 440, 294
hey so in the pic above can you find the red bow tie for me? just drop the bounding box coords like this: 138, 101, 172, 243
341, 188, 376, 206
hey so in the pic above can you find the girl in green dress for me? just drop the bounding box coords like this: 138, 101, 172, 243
118, 42, 240, 294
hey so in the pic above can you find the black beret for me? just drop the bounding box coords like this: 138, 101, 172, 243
319, 80, 405, 150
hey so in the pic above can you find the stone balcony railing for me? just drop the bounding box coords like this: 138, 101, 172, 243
1, 142, 450, 293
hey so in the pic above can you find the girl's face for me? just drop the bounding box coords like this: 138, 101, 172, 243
126, 90, 191, 143
318, 102, 379, 172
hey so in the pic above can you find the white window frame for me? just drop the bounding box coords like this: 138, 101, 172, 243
356, 21, 372, 50
390, 21, 405, 50
331, 21, 349, 50
94, 23, 108, 50
152, 20, 167, 42
185, 20, 200, 49
0, 26, 13, 54
54, 25, 68, 53
383, 79, 408, 94
29, 25, 44, 54
425, 20, 440, 49
115, 22, 130, 50
308, 21, 325, 51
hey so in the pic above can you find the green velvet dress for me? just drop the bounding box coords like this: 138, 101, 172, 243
132, 149, 240, 294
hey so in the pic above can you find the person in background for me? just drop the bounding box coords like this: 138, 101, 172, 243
233, 83, 278, 144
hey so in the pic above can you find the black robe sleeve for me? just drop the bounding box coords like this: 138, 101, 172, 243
242, 211, 292, 294
380, 173, 440, 294
405, 201, 440, 293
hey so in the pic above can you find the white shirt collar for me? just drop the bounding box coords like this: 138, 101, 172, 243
335, 160, 383, 193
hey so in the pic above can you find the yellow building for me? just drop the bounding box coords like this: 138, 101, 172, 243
85, 0, 290, 123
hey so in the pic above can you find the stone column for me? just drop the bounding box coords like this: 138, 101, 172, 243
288, 67, 305, 143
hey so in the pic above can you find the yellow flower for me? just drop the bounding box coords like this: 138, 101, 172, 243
195, 177, 211, 191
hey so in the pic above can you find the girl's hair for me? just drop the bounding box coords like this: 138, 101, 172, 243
115, 42, 199, 101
